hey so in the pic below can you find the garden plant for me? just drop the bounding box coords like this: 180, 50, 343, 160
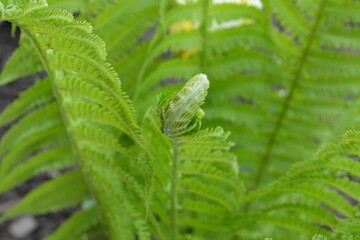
1, 0, 360, 239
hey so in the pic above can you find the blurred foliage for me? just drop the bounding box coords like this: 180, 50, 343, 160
1, 0, 360, 239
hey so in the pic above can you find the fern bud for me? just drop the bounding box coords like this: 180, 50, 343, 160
161, 73, 209, 139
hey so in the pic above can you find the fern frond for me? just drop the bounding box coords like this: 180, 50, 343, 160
81, 148, 151, 240
0, 102, 64, 161
0, 78, 52, 125
270, 0, 310, 38
261, 202, 338, 227
136, 0, 359, 197
0, 36, 43, 85
235, 0, 360, 189
43, 207, 100, 240
209, 3, 264, 25
0, 169, 91, 222
336, 219, 360, 240
0, 145, 76, 193
243, 130, 360, 239
47, 0, 114, 17
163, 2, 201, 30
0, 2, 151, 239
312, 234, 328, 240
208, 26, 278, 55
71, 124, 132, 159
142, 74, 244, 240
2, 1, 360, 239
0, 101, 59, 148
138, 58, 200, 100
57, 77, 138, 138
258, 215, 327, 237
94, 0, 158, 60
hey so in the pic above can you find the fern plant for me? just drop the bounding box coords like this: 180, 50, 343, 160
1, 0, 360, 239
129, 0, 360, 190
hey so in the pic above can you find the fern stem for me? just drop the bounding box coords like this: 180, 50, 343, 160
200, 0, 209, 71
251, 0, 328, 191
170, 142, 179, 240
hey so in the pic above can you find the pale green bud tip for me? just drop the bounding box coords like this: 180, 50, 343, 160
196, 73, 209, 88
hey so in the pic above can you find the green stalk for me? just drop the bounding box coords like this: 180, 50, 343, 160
170, 142, 179, 240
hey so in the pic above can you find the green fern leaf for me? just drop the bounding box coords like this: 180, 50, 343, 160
0, 145, 76, 193
0, 78, 53, 126
43, 207, 100, 240
0, 37, 43, 86
0, 169, 91, 222
243, 129, 360, 238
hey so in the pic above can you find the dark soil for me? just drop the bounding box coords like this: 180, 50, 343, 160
0, 21, 76, 240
